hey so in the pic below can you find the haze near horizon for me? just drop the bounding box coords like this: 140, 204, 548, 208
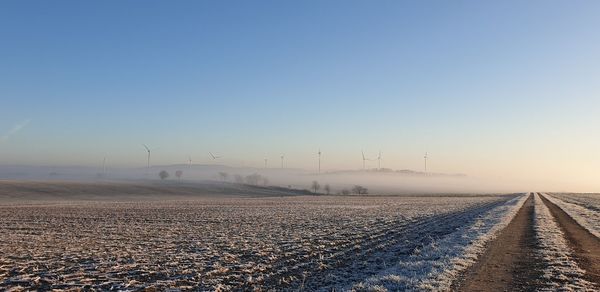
1, 1, 599, 192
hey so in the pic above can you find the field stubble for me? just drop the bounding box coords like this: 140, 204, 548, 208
0, 195, 513, 291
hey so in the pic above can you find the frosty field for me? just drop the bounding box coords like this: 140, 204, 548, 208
2, 182, 598, 291
532, 193, 595, 290
546, 193, 600, 238
0, 192, 520, 291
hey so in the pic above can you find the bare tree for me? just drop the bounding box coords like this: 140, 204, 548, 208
175, 170, 183, 180
311, 181, 321, 194
324, 184, 331, 195
351, 185, 368, 195
159, 170, 169, 180
245, 173, 262, 185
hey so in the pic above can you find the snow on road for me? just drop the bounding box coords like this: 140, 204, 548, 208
533, 193, 596, 291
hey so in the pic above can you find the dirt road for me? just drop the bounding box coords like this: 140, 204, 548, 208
455, 193, 543, 291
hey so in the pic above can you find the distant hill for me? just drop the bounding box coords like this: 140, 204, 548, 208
323, 168, 467, 177
0, 180, 313, 202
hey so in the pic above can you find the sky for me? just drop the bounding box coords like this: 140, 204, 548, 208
1, 1, 600, 191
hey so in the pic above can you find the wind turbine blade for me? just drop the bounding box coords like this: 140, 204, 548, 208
143, 144, 150, 152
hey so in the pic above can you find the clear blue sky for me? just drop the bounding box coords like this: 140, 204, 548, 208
1, 1, 599, 189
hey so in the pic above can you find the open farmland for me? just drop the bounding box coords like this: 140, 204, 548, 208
0, 186, 523, 291
545, 193, 600, 238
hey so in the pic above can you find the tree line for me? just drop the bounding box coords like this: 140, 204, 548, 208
156, 170, 368, 195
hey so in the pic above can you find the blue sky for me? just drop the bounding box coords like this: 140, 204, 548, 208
1, 1, 599, 189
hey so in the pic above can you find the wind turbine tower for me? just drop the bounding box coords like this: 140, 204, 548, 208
143, 144, 151, 171
318, 149, 322, 174
377, 151, 382, 170
188, 156, 192, 169
264, 158, 268, 169
362, 150, 371, 170
280, 154, 284, 169
102, 157, 107, 176
424, 152, 428, 173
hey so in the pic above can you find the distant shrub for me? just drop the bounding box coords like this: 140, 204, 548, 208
324, 184, 331, 195
245, 173, 262, 185
218, 172, 229, 182
351, 185, 368, 195
340, 189, 351, 195
311, 181, 321, 194
159, 170, 169, 180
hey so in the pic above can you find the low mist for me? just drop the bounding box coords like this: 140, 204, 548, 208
0, 164, 549, 195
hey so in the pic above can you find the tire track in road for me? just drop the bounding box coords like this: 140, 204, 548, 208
455, 193, 545, 291
540, 193, 600, 285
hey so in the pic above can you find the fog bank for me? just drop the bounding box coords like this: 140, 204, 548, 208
0, 164, 576, 194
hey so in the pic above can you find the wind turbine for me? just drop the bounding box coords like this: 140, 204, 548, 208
188, 156, 192, 169
280, 154, 284, 169
102, 156, 107, 176
264, 158, 268, 169
143, 144, 152, 171
377, 151, 382, 170
361, 150, 372, 170
318, 149, 322, 174
424, 152, 428, 173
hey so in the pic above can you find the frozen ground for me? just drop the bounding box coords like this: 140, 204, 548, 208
0, 194, 517, 291
546, 193, 600, 238
351, 193, 527, 291
533, 193, 597, 291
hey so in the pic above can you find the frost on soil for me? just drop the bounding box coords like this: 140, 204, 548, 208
533, 193, 597, 291
0, 195, 514, 291
545, 193, 600, 239
351, 193, 528, 291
